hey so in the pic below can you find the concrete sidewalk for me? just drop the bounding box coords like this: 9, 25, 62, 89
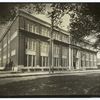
0, 69, 100, 78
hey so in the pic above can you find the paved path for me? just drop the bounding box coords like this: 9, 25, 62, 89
0, 69, 100, 85
0, 69, 100, 78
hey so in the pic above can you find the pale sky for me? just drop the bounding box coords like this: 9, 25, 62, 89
33, 13, 70, 31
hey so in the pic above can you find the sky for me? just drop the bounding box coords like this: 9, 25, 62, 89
33, 13, 71, 31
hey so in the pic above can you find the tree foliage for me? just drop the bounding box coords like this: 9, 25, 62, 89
0, 3, 100, 46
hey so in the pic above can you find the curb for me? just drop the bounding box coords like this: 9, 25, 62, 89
0, 70, 100, 78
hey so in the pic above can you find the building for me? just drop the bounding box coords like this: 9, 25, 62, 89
0, 10, 98, 72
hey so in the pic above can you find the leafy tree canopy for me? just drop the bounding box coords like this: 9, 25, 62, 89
0, 3, 100, 47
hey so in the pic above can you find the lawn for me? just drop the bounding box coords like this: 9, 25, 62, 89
0, 73, 100, 97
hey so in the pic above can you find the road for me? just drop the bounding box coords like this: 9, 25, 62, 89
0, 71, 100, 97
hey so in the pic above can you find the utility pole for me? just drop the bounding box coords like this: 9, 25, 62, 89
49, 11, 55, 73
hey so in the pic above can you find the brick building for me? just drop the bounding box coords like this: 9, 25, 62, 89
0, 10, 98, 72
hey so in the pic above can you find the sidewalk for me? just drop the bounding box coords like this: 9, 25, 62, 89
0, 69, 100, 78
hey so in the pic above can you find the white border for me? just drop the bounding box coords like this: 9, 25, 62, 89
0, 0, 100, 2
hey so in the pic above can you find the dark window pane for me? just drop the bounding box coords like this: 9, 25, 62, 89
29, 55, 32, 66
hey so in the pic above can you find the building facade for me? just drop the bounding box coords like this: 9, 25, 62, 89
0, 10, 98, 72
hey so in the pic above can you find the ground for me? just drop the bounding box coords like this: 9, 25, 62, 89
0, 72, 100, 97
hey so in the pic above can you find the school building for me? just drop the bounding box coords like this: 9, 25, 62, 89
0, 10, 98, 72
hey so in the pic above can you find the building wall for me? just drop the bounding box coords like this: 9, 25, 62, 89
0, 10, 98, 72
71, 40, 97, 69
18, 14, 70, 70
0, 16, 19, 67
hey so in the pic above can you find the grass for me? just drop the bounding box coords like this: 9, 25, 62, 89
0, 73, 100, 97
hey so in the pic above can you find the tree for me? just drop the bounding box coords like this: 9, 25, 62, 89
0, 3, 46, 24
0, 3, 100, 47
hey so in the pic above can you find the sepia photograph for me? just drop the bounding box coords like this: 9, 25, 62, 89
0, 3, 100, 97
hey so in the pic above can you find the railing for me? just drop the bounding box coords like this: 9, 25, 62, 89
19, 66, 69, 72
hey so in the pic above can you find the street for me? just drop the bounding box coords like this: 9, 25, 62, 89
0, 72, 100, 97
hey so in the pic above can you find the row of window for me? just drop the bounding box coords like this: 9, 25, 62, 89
26, 55, 49, 67
26, 38, 49, 55
73, 49, 96, 61
53, 32, 69, 43
24, 22, 69, 43
25, 54, 69, 67
81, 60, 96, 67
81, 52, 96, 61
73, 40, 96, 52
26, 23, 50, 37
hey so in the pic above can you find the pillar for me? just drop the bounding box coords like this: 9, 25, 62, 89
36, 39, 40, 66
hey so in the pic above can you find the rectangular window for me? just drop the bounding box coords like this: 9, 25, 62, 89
54, 45, 60, 57
54, 31, 61, 40
62, 34, 69, 43
41, 41, 49, 55
32, 25, 35, 33
32, 40, 36, 51
41, 26, 50, 37
34, 25, 39, 34
40, 56, 48, 67
27, 24, 30, 32
29, 55, 32, 66
46, 57, 48, 66
62, 58, 67, 67
26, 55, 36, 67
54, 57, 59, 67
27, 38, 36, 51
33, 55, 35, 67
30, 24, 32, 32
29, 39, 33, 50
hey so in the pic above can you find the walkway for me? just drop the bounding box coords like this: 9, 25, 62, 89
0, 69, 100, 78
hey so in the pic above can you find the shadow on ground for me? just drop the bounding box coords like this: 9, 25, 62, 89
0, 73, 100, 97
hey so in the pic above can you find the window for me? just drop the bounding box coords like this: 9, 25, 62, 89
29, 55, 32, 66
26, 38, 36, 51
33, 41, 36, 51
54, 57, 59, 67
29, 24, 32, 32
11, 49, 16, 56
81, 52, 85, 67
27, 24, 30, 32
41, 42, 49, 55
26, 55, 36, 67
40, 56, 48, 67
85, 53, 89, 67
54, 45, 59, 56
32, 25, 35, 33
34, 25, 39, 34
62, 47, 68, 57
41, 26, 50, 37
62, 46, 69, 67
62, 34, 69, 43
62, 58, 67, 67
33, 55, 35, 67
28, 39, 33, 50
54, 31, 61, 40
40, 42, 49, 67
